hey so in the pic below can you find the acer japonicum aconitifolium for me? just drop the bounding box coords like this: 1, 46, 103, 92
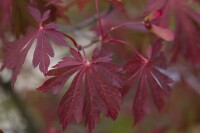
124, 41, 172, 124
0, 0, 175, 133
1, 6, 78, 87
38, 48, 125, 132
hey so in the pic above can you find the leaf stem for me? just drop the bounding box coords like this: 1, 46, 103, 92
104, 39, 147, 60
95, 0, 105, 39
59, 31, 81, 50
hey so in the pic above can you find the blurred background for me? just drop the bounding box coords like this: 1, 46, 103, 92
1, 0, 200, 133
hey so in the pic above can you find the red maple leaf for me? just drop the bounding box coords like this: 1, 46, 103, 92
37, 48, 126, 132
123, 41, 172, 124
1, 6, 71, 86
172, 0, 200, 67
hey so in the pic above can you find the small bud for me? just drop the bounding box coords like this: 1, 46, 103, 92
145, 9, 163, 22
144, 19, 152, 29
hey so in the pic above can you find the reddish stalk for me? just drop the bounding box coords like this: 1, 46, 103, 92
86, 0, 146, 62
58, 31, 80, 49
105, 39, 147, 61
95, 0, 105, 39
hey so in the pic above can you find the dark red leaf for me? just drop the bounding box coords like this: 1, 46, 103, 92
37, 48, 126, 132
29, 6, 42, 23
124, 41, 172, 124
132, 77, 150, 125
1, 6, 69, 86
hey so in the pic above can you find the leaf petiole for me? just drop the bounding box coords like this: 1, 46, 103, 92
104, 39, 147, 61
95, 0, 105, 40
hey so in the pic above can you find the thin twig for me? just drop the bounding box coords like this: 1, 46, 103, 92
82, 38, 100, 49
95, 0, 105, 39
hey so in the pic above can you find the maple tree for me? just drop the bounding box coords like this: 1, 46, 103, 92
0, 0, 200, 133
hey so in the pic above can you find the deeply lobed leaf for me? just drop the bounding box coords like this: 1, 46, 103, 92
1, 6, 69, 86
124, 41, 172, 124
37, 48, 126, 132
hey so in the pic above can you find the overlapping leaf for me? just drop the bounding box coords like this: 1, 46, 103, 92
37, 48, 126, 132
1, 6, 69, 86
124, 41, 172, 124
146, 0, 200, 67
172, 0, 200, 67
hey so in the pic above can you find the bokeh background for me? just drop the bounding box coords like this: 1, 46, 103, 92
0, 0, 200, 133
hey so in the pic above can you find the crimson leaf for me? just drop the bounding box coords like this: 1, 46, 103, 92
124, 41, 172, 124
1, 6, 69, 86
37, 48, 126, 133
